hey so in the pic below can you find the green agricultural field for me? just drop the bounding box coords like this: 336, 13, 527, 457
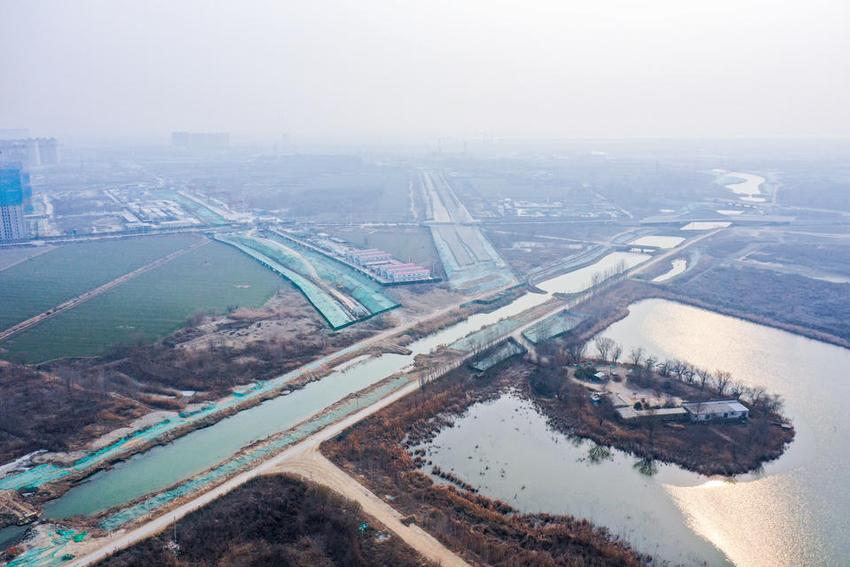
0, 245, 53, 271
0, 235, 201, 331
1, 241, 281, 363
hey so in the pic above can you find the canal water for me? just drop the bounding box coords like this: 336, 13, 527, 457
537, 251, 649, 294
39, 252, 649, 521
419, 299, 850, 566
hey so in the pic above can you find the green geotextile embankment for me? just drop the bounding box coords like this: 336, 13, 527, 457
217, 235, 358, 329
268, 233, 398, 314
220, 233, 398, 329
470, 340, 526, 372
522, 310, 587, 344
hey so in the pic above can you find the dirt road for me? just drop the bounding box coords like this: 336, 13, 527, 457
275, 449, 471, 567
67, 381, 423, 566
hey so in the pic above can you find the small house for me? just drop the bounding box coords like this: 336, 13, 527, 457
682, 400, 749, 422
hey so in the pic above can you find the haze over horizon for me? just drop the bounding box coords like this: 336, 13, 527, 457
2, 0, 849, 145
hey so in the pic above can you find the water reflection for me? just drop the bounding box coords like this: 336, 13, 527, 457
420, 299, 850, 566
602, 299, 849, 567
419, 392, 731, 565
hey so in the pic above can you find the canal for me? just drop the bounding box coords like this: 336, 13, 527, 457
40, 252, 649, 521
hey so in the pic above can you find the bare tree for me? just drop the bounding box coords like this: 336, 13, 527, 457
762, 393, 785, 414
552, 344, 569, 367
658, 360, 672, 377
60, 368, 81, 397
565, 340, 588, 365
611, 343, 623, 365
616, 259, 627, 275
628, 347, 646, 368
730, 379, 746, 399
746, 385, 767, 408
696, 368, 712, 392
713, 370, 732, 397
683, 364, 697, 385
644, 356, 657, 373
671, 359, 687, 381
594, 337, 615, 362
590, 271, 603, 292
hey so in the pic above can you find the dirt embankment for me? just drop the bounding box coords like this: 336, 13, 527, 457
322, 364, 647, 567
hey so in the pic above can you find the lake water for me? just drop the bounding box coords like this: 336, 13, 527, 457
419, 299, 850, 566
40, 251, 650, 521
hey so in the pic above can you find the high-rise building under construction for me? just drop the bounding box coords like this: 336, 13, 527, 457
0, 165, 30, 241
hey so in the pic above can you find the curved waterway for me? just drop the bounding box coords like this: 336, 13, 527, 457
38, 252, 649, 522
723, 172, 766, 203
420, 299, 849, 566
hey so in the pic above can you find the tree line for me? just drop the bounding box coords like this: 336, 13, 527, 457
542, 335, 784, 413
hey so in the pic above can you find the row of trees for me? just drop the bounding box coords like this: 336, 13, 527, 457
549, 336, 783, 413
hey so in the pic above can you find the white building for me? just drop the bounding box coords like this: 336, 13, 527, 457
682, 400, 749, 422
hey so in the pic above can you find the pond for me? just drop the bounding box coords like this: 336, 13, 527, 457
537, 252, 649, 294
419, 392, 728, 565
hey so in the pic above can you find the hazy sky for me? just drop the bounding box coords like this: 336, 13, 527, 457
2, 0, 849, 144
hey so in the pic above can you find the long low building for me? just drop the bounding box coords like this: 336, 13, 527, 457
342, 247, 432, 283
377, 261, 431, 282
346, 248, 393, 264
682, 400, 749, 422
